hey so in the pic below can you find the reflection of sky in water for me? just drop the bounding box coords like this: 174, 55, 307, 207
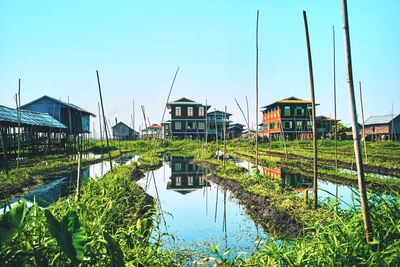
1, 155, 138, 214
137, 158, 268, 258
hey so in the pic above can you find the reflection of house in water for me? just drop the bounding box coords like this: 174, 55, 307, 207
263, 166, 312, 191
166, 157, 210, 194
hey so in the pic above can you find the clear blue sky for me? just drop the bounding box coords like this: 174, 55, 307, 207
1, 0, 399, 133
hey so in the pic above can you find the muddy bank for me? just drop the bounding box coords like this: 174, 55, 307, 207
232, 151, 399, 192
200, 161, 302, 238
255, 149, 400, 177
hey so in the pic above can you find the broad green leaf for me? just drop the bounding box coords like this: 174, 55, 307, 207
104, 231, 125, 267
44, 209, 86, 266
0, 200, 29, 246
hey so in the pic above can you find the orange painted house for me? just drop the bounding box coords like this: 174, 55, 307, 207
260, 96, 314, 140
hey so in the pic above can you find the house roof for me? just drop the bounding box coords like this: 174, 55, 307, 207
207, 110, 232, 116
167, 97, 200, 105
0, 105, 67, 129
21, 95, 96, 117
147, 124, 162, 129
364, 114, 400, 126
261, 96, 312, 110
112, 121, 133, 130
228, 123, 245, 130
316, 115, 340, 121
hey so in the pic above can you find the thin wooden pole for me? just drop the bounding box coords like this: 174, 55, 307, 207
255, 10, 260, 166
98, 102, 103, 153
214, 108, 219, 157
76, 151, 81, 200
96, 70, 113, 171
17, 79, 21, 168
160, 67, 180, 143
341, 0, 372, 242
234, 98, 250, 132
223, 106, 227, 167
359, 81, 368, 163
333, 26, 338, 173
115, 117, 122, 163
246, 96, 250, 138
303, 10, 318, 209
0, 127, 9, 176
205, 99, 208, 147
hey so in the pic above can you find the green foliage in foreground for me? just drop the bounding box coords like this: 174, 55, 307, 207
0, 163, 178, 266
245, 194, 400, 266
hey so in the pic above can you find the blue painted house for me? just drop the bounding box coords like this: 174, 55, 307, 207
21, 95, 95, 136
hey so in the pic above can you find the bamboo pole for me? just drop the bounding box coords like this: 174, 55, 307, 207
303, 11, 318, 209
96, 70, 113, 171
359, 81, 368, 163
234, 98, 250, 131
205, 99, 208, 149
223, 105, 227, 167
246, 96, 250, 138
160, 67, 180, 143
341, 0, 372, 242
16, 79, 21, 168
214, 108, 219, 157
255, 10, 260, 166
333, 26, 338, 174
115, 117, 122, 163
76, 151, 81, 200
98, 102, 103, 153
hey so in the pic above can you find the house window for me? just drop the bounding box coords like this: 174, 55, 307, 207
283, 121, 292, 129
165, 124, 169, 130
199, 176, 204, 185
175, 107, 181, 116
175, 163, 182, 171
188, 107, 193, 116
187, 122, 195, 129
176, 176, 181, 186
307, 121, 312, 129
188, 176, 193, 186
199, 107, 204, 117
295, 106, 304, 116
198, 122, 205, 130
175, 121, 181, 130
296, 121, 302, 130
284, 106, 291, 117
269, 123, 275, 129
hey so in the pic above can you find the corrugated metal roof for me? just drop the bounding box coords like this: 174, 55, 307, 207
0, 105, 67, 128
21, 95, 95, 116
364, 114, 399, 125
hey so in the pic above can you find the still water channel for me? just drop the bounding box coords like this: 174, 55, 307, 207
1, 155, 138, 212
137, 156, 268, 257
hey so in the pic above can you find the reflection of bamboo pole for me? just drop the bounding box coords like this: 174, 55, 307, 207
96, 70, 113, 171
303, 11, 318, 209
205, 99, 208, 149
341, 0, 372, 242
214, 186, 219, 222
359, 81, 368, 163
255, 10, 260, 166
